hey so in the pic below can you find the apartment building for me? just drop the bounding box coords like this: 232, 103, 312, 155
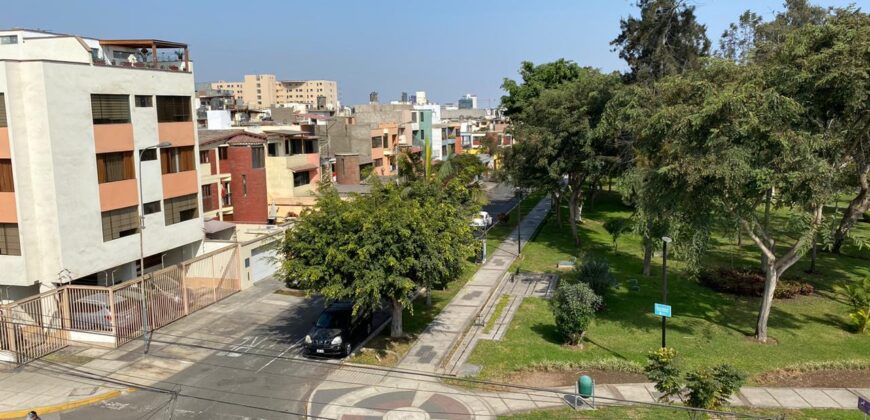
210, 75, 338, 111
0, 29, 203, 301
198, 129, 269, 224
261, 127, 321, 217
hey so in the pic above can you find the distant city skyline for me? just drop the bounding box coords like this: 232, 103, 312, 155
3, 0, 863, 106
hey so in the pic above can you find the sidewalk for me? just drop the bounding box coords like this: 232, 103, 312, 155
398, 197, 552, 373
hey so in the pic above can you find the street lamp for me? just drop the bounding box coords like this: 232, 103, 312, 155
661, 236, 672, 349
516, 187, 524, 258
137, 142, 172, 353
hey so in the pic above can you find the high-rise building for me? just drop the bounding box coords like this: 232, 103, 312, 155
400, 92, 408, 104
369, 91, 378, 104
458, 94, 478, 109
0, 29, 204, 300
210, 75, 338, 110
415, 91, 428, 105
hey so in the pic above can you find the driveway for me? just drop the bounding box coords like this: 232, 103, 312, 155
43, 280, 347, 419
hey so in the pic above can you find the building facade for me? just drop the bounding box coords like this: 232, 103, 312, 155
198, 130, 269, 224
0, 29, 203, 300
210, 75, 338, 111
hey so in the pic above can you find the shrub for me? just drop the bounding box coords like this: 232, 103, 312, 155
644, 347, 682, 402
839, 277, 870, 333
549, 282, 602, 345
603, 217, 631, 253
564, 257, 617, 297
862, 211, 870, 223
698, 268, 813, 299
685, 364, 746, 410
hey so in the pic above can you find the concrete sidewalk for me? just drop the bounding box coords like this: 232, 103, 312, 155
397, 197, 552, 374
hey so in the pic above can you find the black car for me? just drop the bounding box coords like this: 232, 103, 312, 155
304, 302, 372, 357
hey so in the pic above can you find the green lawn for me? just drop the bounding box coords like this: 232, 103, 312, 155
469, 190, 870, 380
500, 406, 866, 420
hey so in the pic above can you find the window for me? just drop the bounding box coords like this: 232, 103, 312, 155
135, 95, 152, 107
0, 93, 6, 127
374, 158, 383, 168
371, 136, 382, 149
411, 112, 417, 123
242, 174, 247, 196
101, 206, 139, 242
156, 96, 191, 122
143, 201, 161, 215
160, 146, 195, 174
0, 223, 20, 255
383, 134, 389, 149
202, 185, 214, 211
267, 143, 277, 157
303, 139, 316, 154
140, 148, 157, 161
91, 94, 130, 124
289, 139, 303, 155
0, 36, 18, 45
218, 147, 228, 160
293, 171, 310, 187
251, 146, 265, 168
199, 150, 210, 164
164, 194, 199, 225
0, 159, 12, 192
420, 112, 425, 123
95, 152, 135, 183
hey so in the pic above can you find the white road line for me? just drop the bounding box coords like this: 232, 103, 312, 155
256, 339, 303, 373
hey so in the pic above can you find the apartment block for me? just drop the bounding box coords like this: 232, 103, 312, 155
198, 129, 269, 224
210, 74, 338, 111
0, 29, 203, 301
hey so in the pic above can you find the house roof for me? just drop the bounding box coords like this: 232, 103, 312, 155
198, 129, 267, 148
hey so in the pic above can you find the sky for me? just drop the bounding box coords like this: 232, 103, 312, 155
3, 0, 865, 106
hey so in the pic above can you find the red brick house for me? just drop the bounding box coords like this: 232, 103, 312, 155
198, 129, 269, 224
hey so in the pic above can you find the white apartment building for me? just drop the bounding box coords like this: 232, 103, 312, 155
0, 29, 204, 301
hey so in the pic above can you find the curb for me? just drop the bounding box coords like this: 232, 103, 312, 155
0, 388, 131, 419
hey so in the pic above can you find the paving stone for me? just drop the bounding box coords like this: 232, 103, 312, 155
613, 384, 654, 403
740, 388, 779, 407
768, 388, 811, 408
794, 388, 840, 408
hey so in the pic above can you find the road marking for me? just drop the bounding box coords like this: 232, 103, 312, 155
256, 339, 303, 373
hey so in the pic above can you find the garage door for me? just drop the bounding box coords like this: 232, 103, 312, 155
250, 243, 280, 282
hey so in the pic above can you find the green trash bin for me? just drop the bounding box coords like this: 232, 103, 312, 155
578, 375, 594, 398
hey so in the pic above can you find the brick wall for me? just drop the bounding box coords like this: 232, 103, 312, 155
223, 145, 268, 223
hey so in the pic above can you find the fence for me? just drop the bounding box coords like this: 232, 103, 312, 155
0, 244, 241, 365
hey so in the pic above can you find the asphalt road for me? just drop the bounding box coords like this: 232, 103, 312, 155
51, 281, 379, 419
482, 182, 520, 217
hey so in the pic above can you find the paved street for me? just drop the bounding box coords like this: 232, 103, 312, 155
481, 182, 519, 217
30, 280, 342, 419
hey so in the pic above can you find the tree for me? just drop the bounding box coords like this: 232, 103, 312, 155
603, 217, 631, 253
758, 9, 870, 254
279, 181, 475, 337
549, 282, 601, 346
630, 60, 834, 342
500, 59, 583, 116
506, 68, 623, 245
611, 0, 710, 83
717, 10, 763, 63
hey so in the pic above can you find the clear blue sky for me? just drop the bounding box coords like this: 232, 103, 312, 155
3, 0, 864, 106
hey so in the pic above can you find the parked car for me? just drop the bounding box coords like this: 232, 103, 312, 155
304, 302, 372, 357
471, 211, 493, 228
71, 293, 138, 332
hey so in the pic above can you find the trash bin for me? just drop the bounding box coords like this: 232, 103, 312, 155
578, 375, 594, 398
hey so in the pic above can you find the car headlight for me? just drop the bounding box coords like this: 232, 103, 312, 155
331, 336, 342, 345
304, 335, 312, 344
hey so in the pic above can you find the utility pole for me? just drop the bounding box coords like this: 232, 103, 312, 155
661, 236, 672, 349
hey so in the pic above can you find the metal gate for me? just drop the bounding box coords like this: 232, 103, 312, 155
250, 243, 279, 282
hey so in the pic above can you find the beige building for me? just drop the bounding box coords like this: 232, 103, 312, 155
210, 74, 338, 111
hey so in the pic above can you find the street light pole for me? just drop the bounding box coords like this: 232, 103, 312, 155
516, 188, 523, 257
661, 236, 672, 349
138, 142, 172, 354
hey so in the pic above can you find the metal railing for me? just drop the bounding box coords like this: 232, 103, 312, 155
0, 244, 241, 365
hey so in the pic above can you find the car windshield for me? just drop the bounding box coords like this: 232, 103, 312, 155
315, 311, 349, 329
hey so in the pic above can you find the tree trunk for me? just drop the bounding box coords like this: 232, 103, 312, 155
390, 298, 403, 338
642, 237, 653, 277
426, 288, 432, 306
831, 165, 869, 254
568, 189, 583, 246
761, 189, 772, 271
755, 262, 778, 342
807, 234, 817, 274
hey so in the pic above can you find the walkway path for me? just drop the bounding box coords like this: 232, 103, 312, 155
398, 197, 552, 374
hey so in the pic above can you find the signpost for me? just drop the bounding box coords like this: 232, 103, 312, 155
660, 236, 672, 348
859, 396, 869, 418
654, 303, 672, 318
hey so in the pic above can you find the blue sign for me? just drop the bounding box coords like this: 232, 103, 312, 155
654, 303, 672, 318
859, 396, 870, 415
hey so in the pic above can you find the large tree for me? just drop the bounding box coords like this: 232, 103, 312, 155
631, 60, 834, 342
611, 0, 710, 83
500, 59, 583, 116
506, 68, 623, 245
279, 181, 475, 337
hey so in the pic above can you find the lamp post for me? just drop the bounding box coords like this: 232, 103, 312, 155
661, 236, 672, 349
138, 142, 172, 354
516, 187, 524, 257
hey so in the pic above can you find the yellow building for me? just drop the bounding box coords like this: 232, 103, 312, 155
211, 74, 338, 111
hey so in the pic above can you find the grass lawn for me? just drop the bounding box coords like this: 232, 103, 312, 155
469, 190, 870, 381
499, 406, 866, 419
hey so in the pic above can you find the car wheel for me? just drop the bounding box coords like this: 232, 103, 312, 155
344, 342, 352, 357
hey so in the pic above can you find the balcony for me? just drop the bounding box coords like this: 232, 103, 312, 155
94, 40, 191, 73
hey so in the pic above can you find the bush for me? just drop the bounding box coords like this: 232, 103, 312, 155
603, 217, 631, 252
564, 258, 617, 297
549, 282, 602, 345
863, 211, 870, 223
839, 277, 870, 333
685, 364, 746, 410
699, 268, 814, 299
644, 347, 682, 402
